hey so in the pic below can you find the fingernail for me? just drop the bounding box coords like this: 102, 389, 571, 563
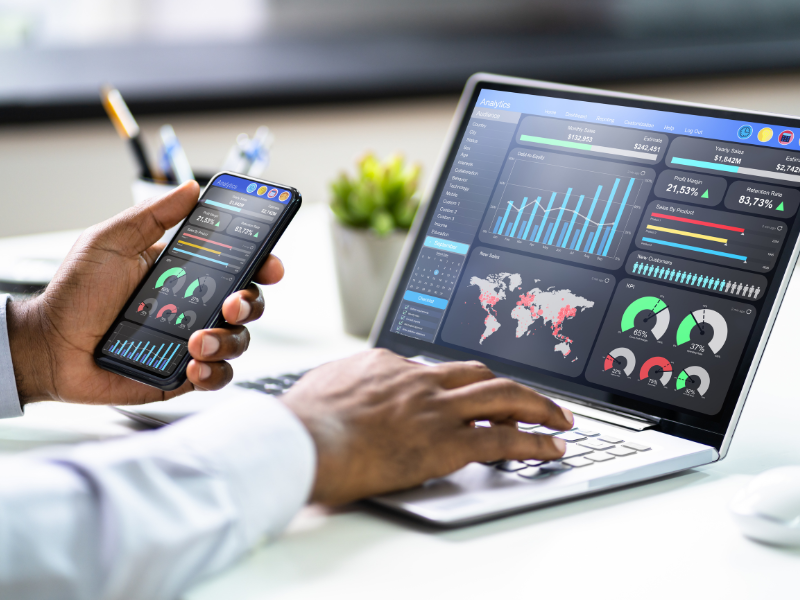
197, 363, 212, 380
553, 437, 567, 454
561, 407, 574, 427
201, 335, 220, 358
237, 299, 251, 323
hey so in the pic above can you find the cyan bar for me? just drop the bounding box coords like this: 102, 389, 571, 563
589, 178, 620, 253
205, 198, 242, 212
156, 344, 174, 370
530, 225, 539, 241
641, 237, 747, 261
403, 290, 449, 310
570, 231, 580, 250
110, 340, 120, 353
547, 188, 572, 245
509, 197, 528, 237
556, 222, 568, 246
498, 201, 514, 236
158, 343, 181, 370
492, 217, 502, 234
504, 223, 514, 236
148, 344, 166, 366
535, 192, 557, 242
134, 342, 150, 362
423, 236, 470, 255
562, 194, 585, 248
517, 221, 527, 239
575, 185, 602, 251
543, 223, 553, 244
583, 232, 595, 253
602, 178, 636, 256
141, 344, 157, 365
173, 248, 229, 267
125, 342, 141, 359
671, 157, 739, 173
598, 226, 611, 254
115, 341, 129, 355
522, 196, 541, 240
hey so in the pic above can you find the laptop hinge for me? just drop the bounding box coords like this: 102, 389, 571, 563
409, 355, 658, 432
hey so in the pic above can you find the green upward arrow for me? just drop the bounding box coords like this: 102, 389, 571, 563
254, 232, 259, 238
777, 202, 785, 211
701, 190, 709, 198
215, 221, 220, 226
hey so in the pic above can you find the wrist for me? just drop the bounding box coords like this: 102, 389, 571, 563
7, 298, 53, 403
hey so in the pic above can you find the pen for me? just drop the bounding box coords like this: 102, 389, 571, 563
100, 85, 162, 181
159, 125, 195, 184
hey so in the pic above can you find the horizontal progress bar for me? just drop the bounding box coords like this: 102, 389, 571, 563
182, 232, 233, 250
520, 135, 658, 160
671, 156, 800, 183
173, 248, 229, 266
641, 237, 747, 261
178, 240, 221, 255
646, 225, 727, 244
650, 211, 744, 233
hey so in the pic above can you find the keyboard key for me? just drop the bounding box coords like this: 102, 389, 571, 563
496, 461, 528, 472
517, 422, 539, 430
474, 420, 492, 428
608, 446, 636, 457
554, 431, 586, 442
578, 439, 614, 451
563, 457, 593, 468
517, 467, 542, 479
574, 429, 599, 437
584, 451, 614, 462
623, 442, 651, 452
539, 461, 572, 473
562, 445, 592, 459
599, 435, 624, 444
523, 459, 544, 466
532, 427, 560, 435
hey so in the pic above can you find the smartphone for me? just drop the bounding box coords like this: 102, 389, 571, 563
94, 172, 302, 390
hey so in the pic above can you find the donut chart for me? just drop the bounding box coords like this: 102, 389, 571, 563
137, 298, 158, 315
155, 267, 187, 293
184, 275, 217, 304
639, 356, 672, 386
175, 310, 197, 329
676, 309, 728, 354
604, 347, 635, 376
156, 304, 178, 322
621, 296, 670, 340
676, 366, 711, 396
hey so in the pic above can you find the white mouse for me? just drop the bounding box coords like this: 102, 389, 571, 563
730, 466, 800, 547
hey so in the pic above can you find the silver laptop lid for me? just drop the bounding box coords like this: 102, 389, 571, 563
372, 73, 800, 455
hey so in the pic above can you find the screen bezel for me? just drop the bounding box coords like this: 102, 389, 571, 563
94, 171, 301, 391
372, 73, 800, 452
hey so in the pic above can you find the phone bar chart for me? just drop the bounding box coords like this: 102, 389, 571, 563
102, 322, 187, 375
481, 150, 654, 268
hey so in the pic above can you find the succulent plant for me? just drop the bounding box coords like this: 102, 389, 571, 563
330, 153, 421, 237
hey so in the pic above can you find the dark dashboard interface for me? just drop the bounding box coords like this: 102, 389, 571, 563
100, 174, 292, 376
386, 87, 800, 419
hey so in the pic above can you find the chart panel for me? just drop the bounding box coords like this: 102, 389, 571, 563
478, 148, 654, 269
441, 246, 615, 377
101, 322, 187, 376
635, 200, 786, 272
586, 279, 756, 415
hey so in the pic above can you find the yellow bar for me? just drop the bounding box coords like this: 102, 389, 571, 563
646, 225, 727, 244
177, 240, 221, 254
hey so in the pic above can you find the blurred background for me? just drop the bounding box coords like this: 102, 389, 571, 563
2, 0, 800, 235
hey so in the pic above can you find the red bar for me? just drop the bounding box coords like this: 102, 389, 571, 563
650, 212, 744, 233
182, 233, 233, 249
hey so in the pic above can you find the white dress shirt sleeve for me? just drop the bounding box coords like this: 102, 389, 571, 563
0, 294, 23, 418
0, 390, 317, 600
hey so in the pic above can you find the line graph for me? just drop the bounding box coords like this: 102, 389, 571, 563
480, 149, 655, 269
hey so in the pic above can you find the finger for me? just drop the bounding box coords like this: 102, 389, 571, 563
187, 326, 250, 361
93, 181, 200, 256
446, 378, 574, 430
186, 359, 234, 391
144, 241, 167, 266
221, 284, 264, 325
252, 255, 284, 286
462, 427, 567, 464
426, 360, 495, 389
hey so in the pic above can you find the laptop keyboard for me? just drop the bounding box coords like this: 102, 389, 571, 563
482, 420, 652, 480
237, 374, 652, 478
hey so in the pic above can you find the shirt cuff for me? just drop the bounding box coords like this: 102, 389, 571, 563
0, 294, 23, 419
164, 391, 317, 545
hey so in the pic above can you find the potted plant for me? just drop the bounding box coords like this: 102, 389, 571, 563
330, 153, 421, 337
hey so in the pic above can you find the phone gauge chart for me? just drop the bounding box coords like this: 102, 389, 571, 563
479, 149, 655, 269
586, 279, 756, 415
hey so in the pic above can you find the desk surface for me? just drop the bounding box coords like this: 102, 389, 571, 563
4, 76, 800, 597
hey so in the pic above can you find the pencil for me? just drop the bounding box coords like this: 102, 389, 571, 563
100, 85, 161, 181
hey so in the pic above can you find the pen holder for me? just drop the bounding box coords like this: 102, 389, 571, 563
131, 172, 213, 241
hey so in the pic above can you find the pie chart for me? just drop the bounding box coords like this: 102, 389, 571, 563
639, 356, 672, 386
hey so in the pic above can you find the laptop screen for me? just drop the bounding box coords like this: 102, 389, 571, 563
375, 78, 800, 446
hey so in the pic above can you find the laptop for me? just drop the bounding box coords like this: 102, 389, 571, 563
120, 73, 800, 526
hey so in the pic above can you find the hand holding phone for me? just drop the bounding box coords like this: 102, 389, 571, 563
95, 172, 302, 390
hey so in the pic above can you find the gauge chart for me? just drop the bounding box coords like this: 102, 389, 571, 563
587, 279, 757, 415
603, 347, 635, 376
479, 149, 655, 269
676, 309, 728, 354
156, 267, 187, 293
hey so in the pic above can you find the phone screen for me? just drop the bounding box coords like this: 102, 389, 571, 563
98, 173, 295, 377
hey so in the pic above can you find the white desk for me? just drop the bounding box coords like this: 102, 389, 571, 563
1, 202, 799, 600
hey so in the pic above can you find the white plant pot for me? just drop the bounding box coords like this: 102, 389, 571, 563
330, 217, 406, 337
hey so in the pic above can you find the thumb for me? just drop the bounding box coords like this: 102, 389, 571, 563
98, 181, 200, 255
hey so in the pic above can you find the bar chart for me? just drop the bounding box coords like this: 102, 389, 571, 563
479, 150, 655, 269
102, 322, 187, 376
